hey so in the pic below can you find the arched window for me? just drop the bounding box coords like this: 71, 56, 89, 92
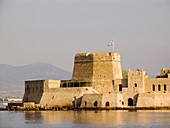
152, 84, 155, 91
94, 101, 98, 107
135, 83, 137, 87
158, 84, 161, 91
105, 101, 110, 107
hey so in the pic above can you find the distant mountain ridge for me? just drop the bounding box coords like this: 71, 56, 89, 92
0, 63, 72, 98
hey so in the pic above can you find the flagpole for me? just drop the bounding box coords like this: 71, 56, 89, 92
112, 40, 114, 52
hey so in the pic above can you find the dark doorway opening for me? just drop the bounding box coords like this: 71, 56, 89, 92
105, 102, 110, 107
119, 84, 122, 92
94, 101, 98, 107
85, 101, 87, 107
128, 98, 133, 106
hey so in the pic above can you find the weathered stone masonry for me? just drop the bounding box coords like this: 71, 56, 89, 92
23, 52, 170, 109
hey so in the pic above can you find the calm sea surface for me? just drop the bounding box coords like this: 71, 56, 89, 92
1, 110, 170, 128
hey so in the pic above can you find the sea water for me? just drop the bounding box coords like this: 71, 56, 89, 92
1, 110, 170, 128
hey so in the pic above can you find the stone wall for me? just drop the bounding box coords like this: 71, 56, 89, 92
72, 53, 93, 81
128, 70, 148, 93
23, 80, 94, 107
111, 53, 122, 79
145, 78, 170, 93
113, 79, 128, 92
45, 80, 61, 89
119, 89, 139, 107
136, 93, 170, 107
72, 52, 122, 81
92, 81, 113, 94
81, 94, 103, 108
23, 80, 44, 104
81, 93, 125, 108
101, 93, 125, 108
39, 87, 94, 107
72, 52, 122, 94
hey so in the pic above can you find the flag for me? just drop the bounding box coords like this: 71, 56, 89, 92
108, 40, 115, 52
108, 40, 114, 46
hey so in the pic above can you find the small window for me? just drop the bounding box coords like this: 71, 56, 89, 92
158, 84, 161, 91
135, 83, 137, 87
164, 84, 166, 91
94, 101, 98, 107
153, 84, 155, 91
112, 80, 114, 86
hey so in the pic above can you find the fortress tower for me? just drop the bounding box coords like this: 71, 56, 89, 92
72, 52, 122, 93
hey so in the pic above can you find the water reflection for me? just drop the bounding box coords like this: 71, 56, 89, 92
72, 110, 147, 126
24, 111, 43, 124
1, 110, 170, 128
24, 111, 74, 124
23, 110, 170, 127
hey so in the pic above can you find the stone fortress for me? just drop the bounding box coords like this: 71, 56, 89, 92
23, 52, 170, 109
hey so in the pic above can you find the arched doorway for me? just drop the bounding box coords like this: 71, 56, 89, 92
105, 101, 110, 107
128, 98, 133, 106
94, 101, 98, 107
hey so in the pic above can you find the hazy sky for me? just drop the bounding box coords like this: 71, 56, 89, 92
0, 0, 170, 75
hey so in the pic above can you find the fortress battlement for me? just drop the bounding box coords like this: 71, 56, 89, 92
74, 52, 121, 62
